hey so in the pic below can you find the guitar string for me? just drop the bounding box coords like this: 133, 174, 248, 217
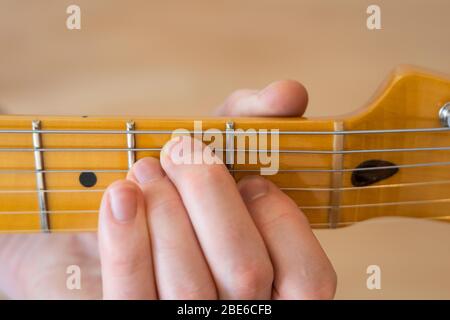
2, 214, 449, 232
0, 126, 447, 173
1, 179, 450, 194
0, 160, 449, 174
0, 198, 449, 214
0, 162, 450, 208
0, 128, 447, 220
298, 198, 450, 210
1, 145, 450, 154
0, 127, 449, 135
0, 213, 449, 234
2, 214, 450, 233
307, 214, 450, 227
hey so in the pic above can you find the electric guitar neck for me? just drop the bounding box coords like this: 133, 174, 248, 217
1, 66, 450, 233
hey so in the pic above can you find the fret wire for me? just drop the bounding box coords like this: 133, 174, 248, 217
126, 121, 136, 169
2, 145, 450, 154
0, 160, 450, 174
31, 120, 50, 233
0, 127, 449, 135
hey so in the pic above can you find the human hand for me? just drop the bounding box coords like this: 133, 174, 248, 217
0, 80, 335, 299
99, 80, 337, 299
0, 232, 100, 299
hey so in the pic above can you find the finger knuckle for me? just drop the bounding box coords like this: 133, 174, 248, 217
228, 89, 249, 103
303, 276, 337, 300
229, 260, 274, 298
257, 209, 292, 232
296, 266, 337, 300
147, 193, 182, 215
170, 282, 217, 300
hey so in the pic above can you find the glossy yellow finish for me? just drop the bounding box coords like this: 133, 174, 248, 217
0, 66, 449, 232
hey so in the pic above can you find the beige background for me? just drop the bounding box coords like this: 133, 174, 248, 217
1, 0, 449, 298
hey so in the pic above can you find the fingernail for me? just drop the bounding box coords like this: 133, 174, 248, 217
239, 176, 269, 202
109, 184, 137, 222
133, 159, 165, 184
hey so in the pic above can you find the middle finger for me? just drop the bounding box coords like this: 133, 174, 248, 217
160, 136, 273, 299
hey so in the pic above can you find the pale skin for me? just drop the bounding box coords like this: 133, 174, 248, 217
0, 80, 336, 299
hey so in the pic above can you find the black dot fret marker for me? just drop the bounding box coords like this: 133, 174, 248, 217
79, 172, 97, 188
351, 159, 399, 187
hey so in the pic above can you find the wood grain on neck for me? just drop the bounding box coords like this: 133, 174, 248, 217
0, 66, 450, 233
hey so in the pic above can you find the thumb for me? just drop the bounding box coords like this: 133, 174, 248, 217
215, 80, 308, 117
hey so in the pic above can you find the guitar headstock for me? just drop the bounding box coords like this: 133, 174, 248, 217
336, 65, 450, 225
344, 65, 450, 130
